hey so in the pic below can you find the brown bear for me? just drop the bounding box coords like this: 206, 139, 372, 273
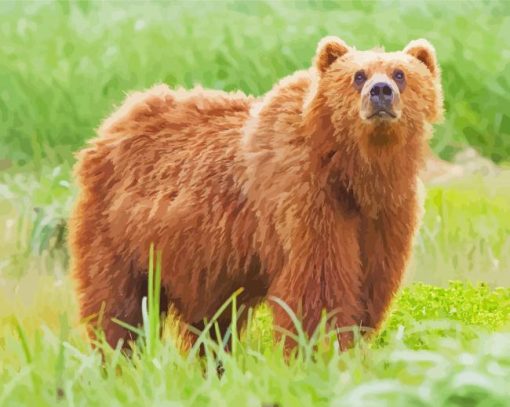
69, 36, 443, 351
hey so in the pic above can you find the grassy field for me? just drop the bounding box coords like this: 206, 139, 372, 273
1, 260, 510, 405
1, 0, 510, 405
1, 0, 509, 166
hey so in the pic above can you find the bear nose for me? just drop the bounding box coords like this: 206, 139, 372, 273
370, 82, 393, 107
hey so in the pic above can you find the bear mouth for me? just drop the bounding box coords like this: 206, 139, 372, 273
367, 109, 397, 120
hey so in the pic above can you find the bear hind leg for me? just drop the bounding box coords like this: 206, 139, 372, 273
76, 260, 168, 350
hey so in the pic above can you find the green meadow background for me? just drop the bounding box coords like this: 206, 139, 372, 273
1, 1, 510, 405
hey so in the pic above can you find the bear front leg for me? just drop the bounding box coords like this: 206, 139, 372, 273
360, 197, 419, 332
268, 213, 364, 351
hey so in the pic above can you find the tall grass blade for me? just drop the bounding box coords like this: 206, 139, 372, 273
187, 287, 244, 361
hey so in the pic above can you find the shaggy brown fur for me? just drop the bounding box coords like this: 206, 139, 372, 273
69, 36, 443, 350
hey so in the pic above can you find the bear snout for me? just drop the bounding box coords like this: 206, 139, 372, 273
360, 75, 401, 122
370, 82, 394, 109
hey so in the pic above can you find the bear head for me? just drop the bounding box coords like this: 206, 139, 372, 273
308, 36, 443, 159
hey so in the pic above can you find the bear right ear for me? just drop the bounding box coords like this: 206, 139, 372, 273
404, 39, 439, 77
315, 36, 350, 73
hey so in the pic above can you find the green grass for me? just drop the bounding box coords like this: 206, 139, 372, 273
1, 267, 510, 406
1, 0, 509, 167
409, 172, 510, 286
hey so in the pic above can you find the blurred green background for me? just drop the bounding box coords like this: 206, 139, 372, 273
1, 0, 510, 169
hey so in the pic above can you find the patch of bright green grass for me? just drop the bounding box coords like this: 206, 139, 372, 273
376, 281, 510, 349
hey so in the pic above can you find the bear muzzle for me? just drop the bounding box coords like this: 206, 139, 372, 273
368, 82, 396, 118
360, 75, 402, 122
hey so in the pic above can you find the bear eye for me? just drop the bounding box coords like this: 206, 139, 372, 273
393, 69, 405, 82
354, 70, 367, 85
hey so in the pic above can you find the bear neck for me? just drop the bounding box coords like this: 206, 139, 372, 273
304, 98, 426, 217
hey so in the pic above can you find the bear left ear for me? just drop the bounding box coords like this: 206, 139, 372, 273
404, 39, 438, 77
315, 36, 350, 73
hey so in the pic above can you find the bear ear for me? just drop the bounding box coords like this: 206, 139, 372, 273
315, 36, 350, 73
404, 39, 438, 77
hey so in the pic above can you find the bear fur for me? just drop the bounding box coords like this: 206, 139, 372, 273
69, 36, 443, 350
